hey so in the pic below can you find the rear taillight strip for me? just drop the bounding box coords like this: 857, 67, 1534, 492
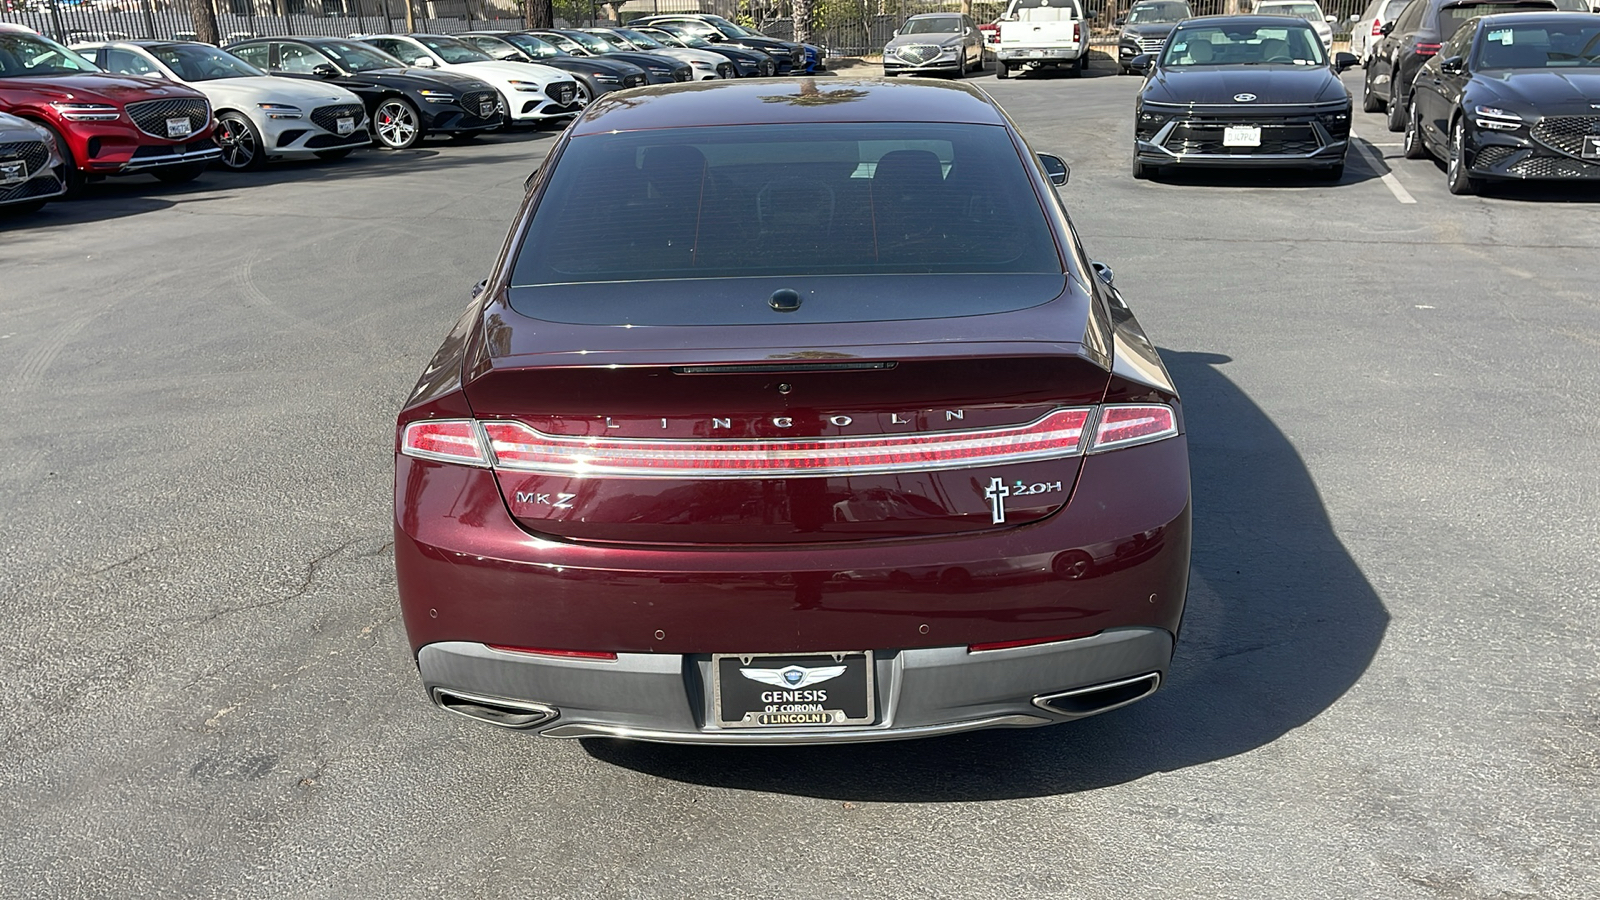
399, 405, 1178, 478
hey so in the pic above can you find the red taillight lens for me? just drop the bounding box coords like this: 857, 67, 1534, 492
487, 645, 618, 660
1090, 404, 1178, 452
1371, 21, 1383, 36
400, 419, 490, 467
1073, 23, 1082, 43
968, 632, 1098, 652
480, 408, 1093, 479
1415, 42, 1441, 56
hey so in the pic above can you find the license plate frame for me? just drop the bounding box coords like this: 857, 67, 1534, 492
1583, 135, 1600, 160
711, 651, 875, 729
0, 159, 25, 186
336, 116, 355, 136
1224, 124, 1262, 148
165, 116, 192, 139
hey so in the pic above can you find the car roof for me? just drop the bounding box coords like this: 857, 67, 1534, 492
906, 11, 963, 17
572, 78, 1008, 137
1476, 8, 1600, 19
1172, 14, 1324, 25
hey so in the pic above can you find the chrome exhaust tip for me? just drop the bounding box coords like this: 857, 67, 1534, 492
1032, 672, 1161, 719
432, 688, 558, 730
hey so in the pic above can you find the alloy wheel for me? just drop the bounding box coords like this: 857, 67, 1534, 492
216, 113, 258, 171
573, 82, 592, 107
1447, 117, 1477, 195
375, 99, 419, 150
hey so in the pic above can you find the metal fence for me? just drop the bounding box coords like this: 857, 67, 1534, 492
3, 0, 1369, 55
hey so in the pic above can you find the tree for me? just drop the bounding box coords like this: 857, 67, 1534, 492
187, 0, 219, 45
527, 0, 554, 28
794, 0, 813, 43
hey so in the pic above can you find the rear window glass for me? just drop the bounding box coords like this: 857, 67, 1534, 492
509, 122, 1062, 287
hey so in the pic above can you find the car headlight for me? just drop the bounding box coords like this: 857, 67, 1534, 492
417, 89, 455, 103
1473, 105, 1524, 130
506, 80, 544, 93
256, 103, 303, 119
593, 73, 620, 84
691, 60, 714, 69
49, 101, 119, 122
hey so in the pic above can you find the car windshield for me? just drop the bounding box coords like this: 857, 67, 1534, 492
616, 29, 667, 50
149, 43, 262, 80
704, 16, 754, 39
502, 34, 560, 58
1161, 23, 1327, 65
1126, 2, 1193, 24
589, 31, 631, 48
511, 122, 1060, 289
563, 31, 618, 54
1475, 20, 1600, 68
538, 32, 587, 54
903, 16, 963, 34
1257, 2, 1325, 19
640, 30, 688, 48
0, 33, 100, 77
317, 40, 404, 71
653, 28, 713, 47
1382, 0, 1410, 17
416, 36, 492, 64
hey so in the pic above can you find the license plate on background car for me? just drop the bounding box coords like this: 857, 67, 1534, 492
1584, 135, 1600, 160
713, 651, 874, 728
0, 160, 25, 185
166, 116, 192, 138
1224, 125, 1262, 147
336, 117, 354, 135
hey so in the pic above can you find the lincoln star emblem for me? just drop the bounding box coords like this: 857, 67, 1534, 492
1234, 93, 1257, 102
740, 664, 847, 690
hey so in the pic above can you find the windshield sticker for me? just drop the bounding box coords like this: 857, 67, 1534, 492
1486, 29, 1512, 44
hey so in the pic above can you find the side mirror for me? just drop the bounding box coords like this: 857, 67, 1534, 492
470, 278, 488, 300
411, 56, 437, 67
1349, 13, 1361, 21
311, 63, 338, 77
1038, 152, 1070, 185
1114, 16, 1126, 25
1091, 261, 1115, 286
1379, 21, 1393, 35
1333, 51, 1358, 71
1440, 55, 1464, 75
1129, 53, 1152, 74
892, 29, 899, 37
1324, 14, 1336, 22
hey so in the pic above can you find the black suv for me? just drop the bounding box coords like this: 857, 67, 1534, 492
1362, 0, 1555, 130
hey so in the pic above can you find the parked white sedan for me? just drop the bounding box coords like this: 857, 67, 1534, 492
74, 40, 369, 171
356, 35, 580, 126
1253, 0, 1336, 49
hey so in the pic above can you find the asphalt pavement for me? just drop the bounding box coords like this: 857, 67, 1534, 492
2, 65, 1598, 899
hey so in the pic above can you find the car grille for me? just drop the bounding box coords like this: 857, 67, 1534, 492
0, 170, 62, 204
672, 67, 691, 82
1472, 145, 1520, 169
623, 73, 647, 88
461, 89, 497, 114
791, 48, 804, 65
310, 103, 364, 134
125, 98, 210, 140
549, 81, 576, 105
1530, 115, 1600, 157
1137, 36, 1166, 53
1508, 154, 1600, 179
895, 44, 941, 64
0, 139, 50, 173
1164, 121, 1321, 155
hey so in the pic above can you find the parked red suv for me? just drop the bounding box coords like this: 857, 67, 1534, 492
0, 29, 219, 193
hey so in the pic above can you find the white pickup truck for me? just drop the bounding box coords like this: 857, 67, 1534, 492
995, 0, 1092, 79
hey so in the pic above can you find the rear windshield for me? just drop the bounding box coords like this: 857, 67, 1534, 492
509, 122, 1061, 286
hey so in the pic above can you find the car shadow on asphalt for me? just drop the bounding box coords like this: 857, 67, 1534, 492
1144, 159, 1378, 189
582, 349, 1390, 801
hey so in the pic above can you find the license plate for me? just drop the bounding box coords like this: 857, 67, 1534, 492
1224, 125, 1262, 148
1584, 135, 1600, 160
336, 117, 354, 136
479, 100, 495, 117
166, 116, 192, 138
559, 89, 573, 104
713, 651, 874, 728
0, 160, 25, 185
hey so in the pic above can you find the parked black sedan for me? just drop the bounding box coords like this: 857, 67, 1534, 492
457, 32, 648, 105
528, 29, 692, 84
1405, 11, 1600, 194
1117, 0, 1194, 75
1129, 16, 1359, 180
225, 36, 502, 150
633, 26, 780, 77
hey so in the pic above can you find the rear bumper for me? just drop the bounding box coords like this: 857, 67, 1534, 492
418, 627, 1173, 744
998, 47, 1084, 63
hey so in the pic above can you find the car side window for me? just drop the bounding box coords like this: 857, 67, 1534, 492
278, 42, 326, 74
103, 48, 157, 77
368, 38, 415, 63
229, 42, 270, 69
1392, 0, 1424, 34
1441, 21, 1472, 58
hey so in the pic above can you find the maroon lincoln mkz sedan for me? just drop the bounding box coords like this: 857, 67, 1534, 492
394, 77, 1190, 744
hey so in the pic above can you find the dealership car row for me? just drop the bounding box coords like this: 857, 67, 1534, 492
0, 15, 822, 214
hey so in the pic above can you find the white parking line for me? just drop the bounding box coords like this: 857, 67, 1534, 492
1351, 130, 1417, 204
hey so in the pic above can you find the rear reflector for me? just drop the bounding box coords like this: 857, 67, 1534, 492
401, 419, 489, 467
1415, 42, 1441, 56
479, 408, 1094, 479
1089, 405, 1177, 453
969, 632, 1098, 652
486, 645, 618, 661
